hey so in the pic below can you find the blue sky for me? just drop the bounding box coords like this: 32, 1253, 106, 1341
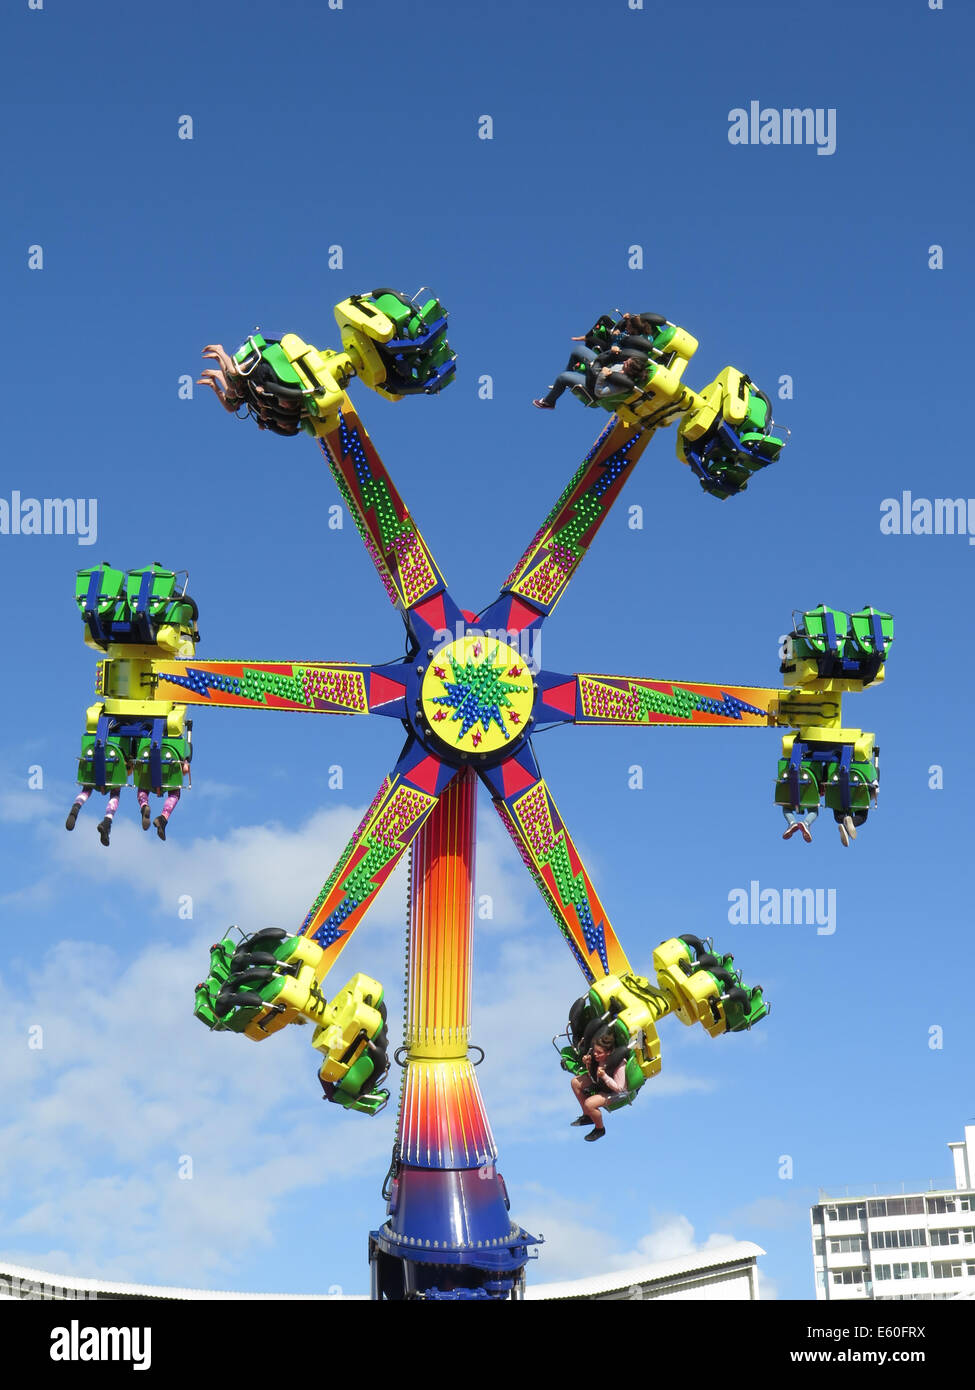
1, 0, 972, 1300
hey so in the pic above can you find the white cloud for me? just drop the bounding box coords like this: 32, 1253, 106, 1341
0, 793, 561, 1288
0, 791, 735, 1291
608, 1213, 737, 1268
0, 929, 394, 1288
517, 1186, 741, 1286
39, 787, 532, 944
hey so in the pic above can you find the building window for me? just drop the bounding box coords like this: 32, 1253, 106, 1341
867, 1196, 925, 1219
830, 1203, 866, 1222
874, 1264, 891, 1280
929, 1227, 974, 1246
870, 1229, 927, 1250
911, 1263, 929, 1279
832, 1268, 867, 1285
932, 1262, 963, 1279
926, 1197, 955, 1215
829, 1236, 867, 1254
892, 1263, 910, 1280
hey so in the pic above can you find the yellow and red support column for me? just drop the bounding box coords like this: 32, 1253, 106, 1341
369, 769, 538, 1300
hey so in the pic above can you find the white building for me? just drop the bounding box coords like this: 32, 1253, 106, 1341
0, 1241, 764, 1302
526, 1242, 764, 1300
811, 1120, 975, 1301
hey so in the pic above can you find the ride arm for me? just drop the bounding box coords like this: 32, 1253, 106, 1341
479, 416, 658, 637
479, 745, 632, 983
531, 670, 780, 730
149, 659, 408, 720
316, 401, 467, 649
207, 742, 457, 1039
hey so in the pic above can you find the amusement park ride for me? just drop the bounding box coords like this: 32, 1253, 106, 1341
70, 290, 893, 1299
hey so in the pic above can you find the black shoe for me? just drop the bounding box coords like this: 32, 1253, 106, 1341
584, 1126, 606, 1142
153, 815, 167, 842
66, 806, 79, 831
570, 1116, 595, 1127
97, 817, 112, 847
533, 398, 555, 410
141, 803, 151, 831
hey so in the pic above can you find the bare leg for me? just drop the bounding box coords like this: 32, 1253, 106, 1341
582, 1094, 611, 1140
584, 1094, 610, 1131
570, 1076, 596, 1124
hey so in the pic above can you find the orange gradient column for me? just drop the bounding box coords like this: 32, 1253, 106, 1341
398, 767, 496, 1169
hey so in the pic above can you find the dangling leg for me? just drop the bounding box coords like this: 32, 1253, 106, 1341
97, 791, 120, 847
781, 807, 801, 841
534, 351, 594, 409
582, 1094, 610, 1141
837, 808, 867, 847
782, 805, 816, 843
798, 805, 819, 843
570, 1075, 596, 1126
66, 786, 93, 831
153, 789, 181, 841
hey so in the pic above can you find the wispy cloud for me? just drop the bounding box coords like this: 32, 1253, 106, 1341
517, 1186, 744, 1287
0, 930, 393, 1288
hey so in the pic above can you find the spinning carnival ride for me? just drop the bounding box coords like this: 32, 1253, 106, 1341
71, 291, 892, 1300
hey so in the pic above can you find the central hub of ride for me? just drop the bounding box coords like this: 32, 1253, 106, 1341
418, 635, 535, 763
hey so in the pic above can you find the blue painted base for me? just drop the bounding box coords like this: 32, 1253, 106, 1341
369, 1164, 541, 1300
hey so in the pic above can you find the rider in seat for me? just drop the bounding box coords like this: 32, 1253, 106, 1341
198, 341, 305, 436
569, 1030, 629, 1142
534, 352, 646, 411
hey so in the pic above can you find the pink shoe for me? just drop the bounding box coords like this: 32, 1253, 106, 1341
798, 821, 813, 843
